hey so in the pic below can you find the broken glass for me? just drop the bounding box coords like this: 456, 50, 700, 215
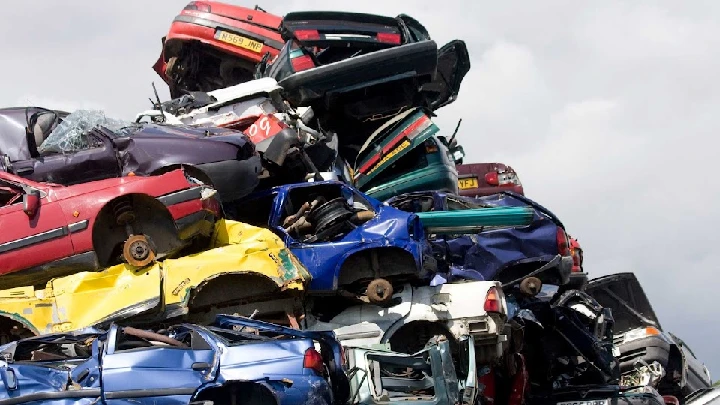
38, 110, 134, 154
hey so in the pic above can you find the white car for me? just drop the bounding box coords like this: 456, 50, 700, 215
305, 280, 509, 364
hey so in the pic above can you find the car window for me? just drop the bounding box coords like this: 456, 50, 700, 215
0, 181, 22, 208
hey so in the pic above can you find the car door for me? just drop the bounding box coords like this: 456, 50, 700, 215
28, 130, 120, 185
0, 178, 74, 277
101, 324, 217, 404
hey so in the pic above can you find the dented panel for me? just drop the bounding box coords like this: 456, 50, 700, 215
0, 220, 310, 336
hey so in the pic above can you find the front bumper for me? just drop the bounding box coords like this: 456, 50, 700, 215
617, 334, 672, 372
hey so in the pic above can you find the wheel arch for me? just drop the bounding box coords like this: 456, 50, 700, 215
92, 192, 178, 267
192, 380, 281, 405
333, 245, 420, 289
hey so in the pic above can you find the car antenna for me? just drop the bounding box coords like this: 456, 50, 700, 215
149, 82, 166, 123
448, 118, 462, 145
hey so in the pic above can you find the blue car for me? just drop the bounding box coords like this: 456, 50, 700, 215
386, 190, 586, 289
231, 181, 434, 305
0, 315, 349, 405
231, 181, 532, 305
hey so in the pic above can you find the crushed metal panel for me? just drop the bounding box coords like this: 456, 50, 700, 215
50, 263, 162, 332
0, 220, 310, 335
163, 220, 311, 316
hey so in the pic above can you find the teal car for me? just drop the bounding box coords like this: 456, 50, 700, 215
352, 108, 463, 201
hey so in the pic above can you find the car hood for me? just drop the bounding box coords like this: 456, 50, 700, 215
585, 272, 661, 334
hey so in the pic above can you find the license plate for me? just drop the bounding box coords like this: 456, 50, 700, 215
557, 400, 610, 405
458, 177, 479, 190
215, 30, 264, 53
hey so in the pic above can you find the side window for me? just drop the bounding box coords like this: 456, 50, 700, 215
232, 193, 277, 227
0, 182, 23, 208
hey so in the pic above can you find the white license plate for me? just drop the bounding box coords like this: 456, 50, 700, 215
558, 400, 610, 405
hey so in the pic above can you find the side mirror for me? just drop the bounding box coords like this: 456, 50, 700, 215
450, 146, 465, 165
23, 189, 40, 218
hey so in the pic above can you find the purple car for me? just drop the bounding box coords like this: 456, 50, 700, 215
0, 107, 262, 203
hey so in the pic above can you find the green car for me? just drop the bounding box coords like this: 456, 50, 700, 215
352, 108, 465, 201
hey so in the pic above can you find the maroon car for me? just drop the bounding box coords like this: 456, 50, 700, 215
456, 163, 524, 197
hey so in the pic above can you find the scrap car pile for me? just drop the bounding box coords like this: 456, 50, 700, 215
0, 2, 713, 405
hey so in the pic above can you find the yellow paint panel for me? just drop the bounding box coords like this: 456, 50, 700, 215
0, 220, 311, 336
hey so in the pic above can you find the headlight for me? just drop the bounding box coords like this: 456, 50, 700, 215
623, 326, 661, 344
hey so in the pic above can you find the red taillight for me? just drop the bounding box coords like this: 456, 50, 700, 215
291, 55, 316, 72
557, 228, 570, 256
303, 348, 324, 374
184, 1, 211, 12
484, 287, 502, 313
377, 32, 401, 44
485, 172, 499, 185
295, 30, 320, 41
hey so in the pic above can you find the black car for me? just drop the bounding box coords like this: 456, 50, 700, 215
0, 107, 261, 202
586, 273, 712, 399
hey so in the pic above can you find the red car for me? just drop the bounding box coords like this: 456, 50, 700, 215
0, 169, 221, 289
456, 163, 524, 197
154, 1, 284, 98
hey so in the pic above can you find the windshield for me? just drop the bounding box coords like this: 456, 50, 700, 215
38, 109, 135, 154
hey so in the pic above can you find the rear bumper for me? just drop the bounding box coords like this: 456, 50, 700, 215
166, 16, 283, 62
458, 185, 524, 198
568, 271, 589, 289
197, 155, 262, 203
365, 166, 458, 202
466, 313, 508, 363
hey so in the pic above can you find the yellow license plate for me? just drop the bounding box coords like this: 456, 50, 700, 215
215, 30, 264, 53
458, 177, 479, 190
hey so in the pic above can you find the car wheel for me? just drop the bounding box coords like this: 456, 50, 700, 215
123, 234, 156, 267
366, 278, 394, 305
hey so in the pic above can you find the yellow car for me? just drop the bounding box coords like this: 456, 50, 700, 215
0, 219, 311, 342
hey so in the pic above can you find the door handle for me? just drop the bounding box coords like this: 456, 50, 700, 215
191, 362, 211, 371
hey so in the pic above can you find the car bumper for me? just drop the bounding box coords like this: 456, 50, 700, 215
462, 313, 508, 363
166, 16, 282, 63
365, 165, 458, 202
617, 334, 672, 372
457, 185, 524, 198
197, 155, 262, 203
568, 271, 589, 289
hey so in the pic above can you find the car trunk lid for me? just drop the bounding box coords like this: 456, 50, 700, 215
585, 272, 661, 334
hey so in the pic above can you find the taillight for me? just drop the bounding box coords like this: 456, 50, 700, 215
184, 1, 211, 12
557, 228, 570, 256
485, 171, 520, 187
377, 32, 401, 44
291, 55, 315, 72
295, 30, 320, 41
485, 172, 499, 186
484, 287, 502, 313
303, 348, 325, 374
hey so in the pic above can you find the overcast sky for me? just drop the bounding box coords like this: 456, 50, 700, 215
2, 0, 719, 377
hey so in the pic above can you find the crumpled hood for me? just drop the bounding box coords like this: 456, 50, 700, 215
585, 272, 661, 334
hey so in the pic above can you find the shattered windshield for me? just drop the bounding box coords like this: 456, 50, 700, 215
38, 110, 135, 154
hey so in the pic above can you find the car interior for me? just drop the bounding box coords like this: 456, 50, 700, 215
367, 352, 436, 400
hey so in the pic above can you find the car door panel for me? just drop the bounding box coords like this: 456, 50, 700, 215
0, 189, 74, 276
101, 326, 216, 404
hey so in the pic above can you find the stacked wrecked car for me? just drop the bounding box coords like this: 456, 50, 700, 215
0, 2, 712, 405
